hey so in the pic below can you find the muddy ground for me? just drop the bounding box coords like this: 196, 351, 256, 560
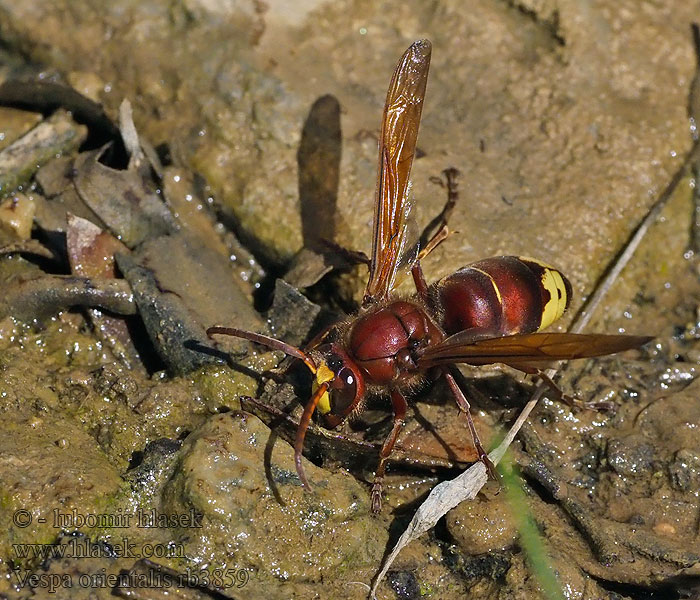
0, 1, 699, 598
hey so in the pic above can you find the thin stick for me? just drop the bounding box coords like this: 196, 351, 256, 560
575, 139, 700, 331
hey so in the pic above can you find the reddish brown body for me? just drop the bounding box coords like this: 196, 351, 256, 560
348, 300, 443, 385
341, 256, 570, 393
436, 256, 572, 336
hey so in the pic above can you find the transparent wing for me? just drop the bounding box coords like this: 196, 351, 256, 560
417, 332, 653, 368
364, 39, 432, 304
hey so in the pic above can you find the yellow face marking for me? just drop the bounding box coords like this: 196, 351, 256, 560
538, 267, 569, 331
315, 389, 331, 415
313, 363, 334, 414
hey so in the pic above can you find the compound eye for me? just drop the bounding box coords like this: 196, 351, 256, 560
329, 366, 357, 416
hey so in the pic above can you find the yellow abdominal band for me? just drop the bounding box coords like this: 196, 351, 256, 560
538, 267, 569, 330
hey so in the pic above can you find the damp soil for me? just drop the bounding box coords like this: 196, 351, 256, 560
0, 1, 699, 599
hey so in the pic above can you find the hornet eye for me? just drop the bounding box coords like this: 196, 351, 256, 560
329, 366, 357, 416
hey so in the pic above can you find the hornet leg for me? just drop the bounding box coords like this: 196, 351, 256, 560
419, 167, 460, 259
371, 388, 408, 513
444, 366, 498, 480
534, 369, 615, 412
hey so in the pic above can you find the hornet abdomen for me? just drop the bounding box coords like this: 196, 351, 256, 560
434, 256, 572, 336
